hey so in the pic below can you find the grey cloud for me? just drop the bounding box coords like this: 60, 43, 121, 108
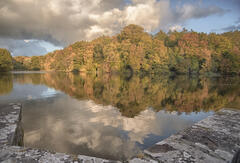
173, 4, 226, 24
236, 17, 240, 24
220, 17, 240, 32
0, 0, 227, 46
222, 24, 240, 32
228, 0, 240, 10
0, 39, 48, 56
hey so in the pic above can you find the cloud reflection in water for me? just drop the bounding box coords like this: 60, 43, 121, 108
23, 95, 209, 160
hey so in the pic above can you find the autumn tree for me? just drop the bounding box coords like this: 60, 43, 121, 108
10, 25, 240, 76
0, 48, 13, 72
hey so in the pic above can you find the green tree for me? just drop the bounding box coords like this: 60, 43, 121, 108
9, 25, 240, 76
0, 48, 13, 72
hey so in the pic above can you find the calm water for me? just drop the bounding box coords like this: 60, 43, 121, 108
0, 72, 240, 160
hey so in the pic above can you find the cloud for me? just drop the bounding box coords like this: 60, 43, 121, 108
169, 25, 183, 31
0, 39, 48, 56
221, 17, 240, 32
23, 96, 192, 159
228, 0, 240, 10
222, 24, 240, 32
174, 4, 225, 20
0, 0, 226, 46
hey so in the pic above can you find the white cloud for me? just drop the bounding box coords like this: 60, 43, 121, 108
24, 40, 30, 43
169, 25, 183, 31
0, 0, 226, 47
23, 97, 192, 159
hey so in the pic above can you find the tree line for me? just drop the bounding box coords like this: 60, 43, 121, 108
1, 24, 240, 75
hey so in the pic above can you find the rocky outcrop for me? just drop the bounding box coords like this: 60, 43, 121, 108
0, 103, 22, 146
133, 109, 240, 163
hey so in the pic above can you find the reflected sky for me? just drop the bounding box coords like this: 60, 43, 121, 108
0, 72, 239, 160
0, 83, 61, 103
22, 95, 212, 160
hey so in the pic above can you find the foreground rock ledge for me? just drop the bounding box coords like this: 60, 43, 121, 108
0, 104, 239, 162
135, 109, 240, 163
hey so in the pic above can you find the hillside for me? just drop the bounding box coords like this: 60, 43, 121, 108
12, 24, 240, 75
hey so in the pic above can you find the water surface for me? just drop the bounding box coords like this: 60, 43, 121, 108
0, 72, 239, 160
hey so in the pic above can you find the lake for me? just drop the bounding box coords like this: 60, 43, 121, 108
0, 72, 239, 161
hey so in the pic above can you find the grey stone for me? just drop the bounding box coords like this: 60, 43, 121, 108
139, 108, 240, 163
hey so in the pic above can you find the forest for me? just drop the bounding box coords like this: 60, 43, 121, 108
1, 25, 240, 75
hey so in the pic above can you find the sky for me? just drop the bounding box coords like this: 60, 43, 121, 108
0, 0, 239, 56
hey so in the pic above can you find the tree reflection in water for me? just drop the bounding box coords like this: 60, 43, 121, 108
0, 72, 240, 160
8, 72, 240, 116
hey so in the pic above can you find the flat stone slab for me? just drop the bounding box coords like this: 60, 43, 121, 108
0, 145, 116, 163
138, 109, 240, 163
